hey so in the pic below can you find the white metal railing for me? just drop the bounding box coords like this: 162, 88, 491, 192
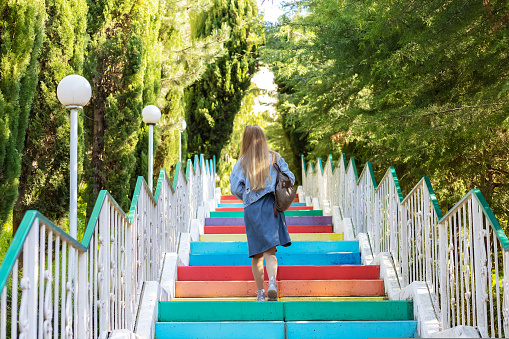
303, 154, 509, 337
0, 156, 216, 338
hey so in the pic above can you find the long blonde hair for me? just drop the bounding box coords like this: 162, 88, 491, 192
240, 125, 277, 191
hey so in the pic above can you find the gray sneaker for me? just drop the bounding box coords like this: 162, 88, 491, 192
256, 289, 266, 301
267, 277, 278, 301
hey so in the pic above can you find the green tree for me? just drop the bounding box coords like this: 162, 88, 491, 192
263, 0, 509, 224
185, 0, 262, 160
0, 0, 45, 230
84, 0, 163, 212
12, 0, 88, 232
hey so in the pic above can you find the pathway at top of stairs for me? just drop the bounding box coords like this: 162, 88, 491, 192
156, 195, 417, 339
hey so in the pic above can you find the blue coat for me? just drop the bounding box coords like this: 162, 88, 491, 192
229, 153, 295, 207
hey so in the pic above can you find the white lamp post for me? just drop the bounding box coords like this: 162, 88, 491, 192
142, 105, 161, 191
179, 119, 187, 163
57, 74, 92, 240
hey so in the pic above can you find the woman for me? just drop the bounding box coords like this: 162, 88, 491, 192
229, 125, 295, 301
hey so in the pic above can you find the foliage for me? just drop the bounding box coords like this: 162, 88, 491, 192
12, 0, 88, 231
185, 0, 263, 160
262, 0, 509, 226
0, 0, 45, 230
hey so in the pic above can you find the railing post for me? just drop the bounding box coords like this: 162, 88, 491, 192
77, 250, 89, 338
401, 202, 409, 287
473, 198, 488, 334
98, 199, 111, 334
439, 219, 449, 329
374, 191, 380, 255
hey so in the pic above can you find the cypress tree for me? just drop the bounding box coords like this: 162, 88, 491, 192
0, 0, 45, 230
184, 0, 261, 160
84, 0, 163, 212
12, 0, 88, 232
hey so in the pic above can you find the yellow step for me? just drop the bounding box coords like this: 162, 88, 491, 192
199, 233, 344, 242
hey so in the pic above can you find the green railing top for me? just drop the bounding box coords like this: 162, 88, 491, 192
328, 154, 334, 171
1, 153, 214, 293
303, 154, 507, 251
317, 157, 323, 175
357, 161, 378, 190
0, 210, 86, 291
439, 188, 509, 250
348, 157, 359, 182
389, 167, 405, 203
424, 176, 443, 220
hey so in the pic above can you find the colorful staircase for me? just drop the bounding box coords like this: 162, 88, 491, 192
155, 195, 417, 338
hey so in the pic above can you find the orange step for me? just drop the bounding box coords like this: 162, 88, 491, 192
175, 280, 384, 298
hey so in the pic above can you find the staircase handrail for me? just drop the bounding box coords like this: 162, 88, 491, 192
0, 154, 216, 338
302, 154, 509, 338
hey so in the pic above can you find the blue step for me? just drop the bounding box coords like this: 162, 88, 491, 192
285, 320, 417, 339
190, 241, 359, 254
156, 322, 285, 339
218, 202, 306, 208
189, 252, 361, 266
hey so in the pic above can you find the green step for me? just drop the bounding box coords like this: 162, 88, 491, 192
158, 301, 284, 322
158, 300, 413, 322
284, 301, 414, 321
210, 210, 323, 217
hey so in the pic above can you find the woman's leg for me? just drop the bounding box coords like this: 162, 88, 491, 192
263, 246, 278, 279
251, 253, 264, 290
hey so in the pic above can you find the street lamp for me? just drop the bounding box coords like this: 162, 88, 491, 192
57, 74, 92, 240
179, 119, 186, 163
142, 105, 161, 191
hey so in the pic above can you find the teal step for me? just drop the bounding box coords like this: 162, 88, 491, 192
158, 301, 412, 322
284, 300, 414, 321
286, 321, 417, 339
158, 301, 284, 321
190, 241, 359, 254
155, 322, 285, 339
189, 252, 361, 266
210, 210, 323, 218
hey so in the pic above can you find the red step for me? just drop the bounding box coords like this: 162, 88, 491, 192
178, 265, 380, 281
216, 206, 313, 211
204, 225, 333, 234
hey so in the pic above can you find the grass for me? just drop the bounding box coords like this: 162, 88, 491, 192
0, 213, 13, 265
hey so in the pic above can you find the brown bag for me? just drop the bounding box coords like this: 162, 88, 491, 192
273, 162, 296, 217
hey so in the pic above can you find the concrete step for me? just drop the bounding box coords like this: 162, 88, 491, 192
156, 322, 285, 339
199, 233, 343, 242
190, 241, 359, 254
177, 265, 379, 281
189, 252, 361, 266
216, 206, 313, 211
175, 280, 383, 298
218, 202, 306, 208
210, 210, 323, 218
205, 216, 332, 226
204, 225, 332, 234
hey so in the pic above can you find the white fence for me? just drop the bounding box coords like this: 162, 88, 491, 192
303, 154, 509, 338
0, 156, 216, 338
